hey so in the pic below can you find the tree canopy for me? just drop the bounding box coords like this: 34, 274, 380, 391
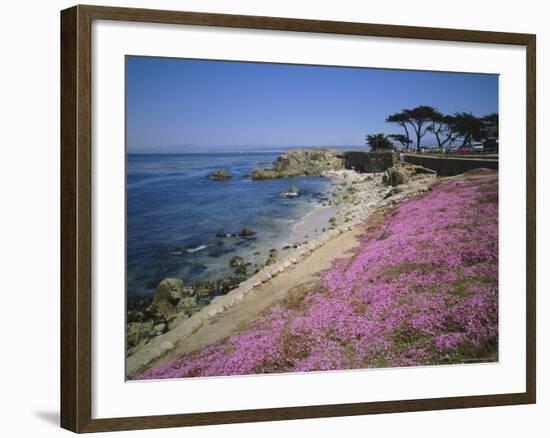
365, 133, 393, 151
427, 111, 456, 148
378, 105, 497, 151
386, 112, 411, 149
453, 112, 485, 146
386, 106, 439, 151
388, 134, 412, 149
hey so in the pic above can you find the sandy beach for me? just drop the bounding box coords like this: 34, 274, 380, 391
288, 205, 337, 244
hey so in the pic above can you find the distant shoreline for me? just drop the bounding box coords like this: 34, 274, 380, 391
126, 145, 368, 155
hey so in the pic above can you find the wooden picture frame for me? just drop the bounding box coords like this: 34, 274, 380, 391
61, 4, 536, 433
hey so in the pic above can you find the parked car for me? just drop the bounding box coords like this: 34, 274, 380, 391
471, 142, 484, 152
456, 145, 471, 154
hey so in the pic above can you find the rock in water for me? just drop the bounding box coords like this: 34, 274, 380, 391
239, 228, 256, 237
147, 278, 196, 322
230, 256, 244, 267
251, 168, 280, 180
251, 148, 343, 179
155, 278, 185, 305
265, 249, 278, 266
207, 169, 231, 180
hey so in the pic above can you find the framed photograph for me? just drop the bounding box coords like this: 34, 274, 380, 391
60, 4, 536, 433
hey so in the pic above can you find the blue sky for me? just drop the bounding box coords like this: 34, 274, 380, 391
126, 56, 498, 152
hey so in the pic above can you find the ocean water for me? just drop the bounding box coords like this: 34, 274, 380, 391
127, 152, 335, 298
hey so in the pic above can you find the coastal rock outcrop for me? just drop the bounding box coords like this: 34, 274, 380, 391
251, 148, 343, 179
207, 169, 231, 180
146, 278, 196, 322
251, 168, 280, 180
383, 163, 436, 186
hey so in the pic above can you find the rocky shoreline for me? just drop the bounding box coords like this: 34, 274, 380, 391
251, 147, 343, 179
126, 159, 439, 376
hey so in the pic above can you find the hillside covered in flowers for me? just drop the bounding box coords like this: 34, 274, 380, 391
137, 171, 498, 379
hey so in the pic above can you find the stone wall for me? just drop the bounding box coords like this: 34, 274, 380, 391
343, 151, 395, 173
402, 154, 498, 176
